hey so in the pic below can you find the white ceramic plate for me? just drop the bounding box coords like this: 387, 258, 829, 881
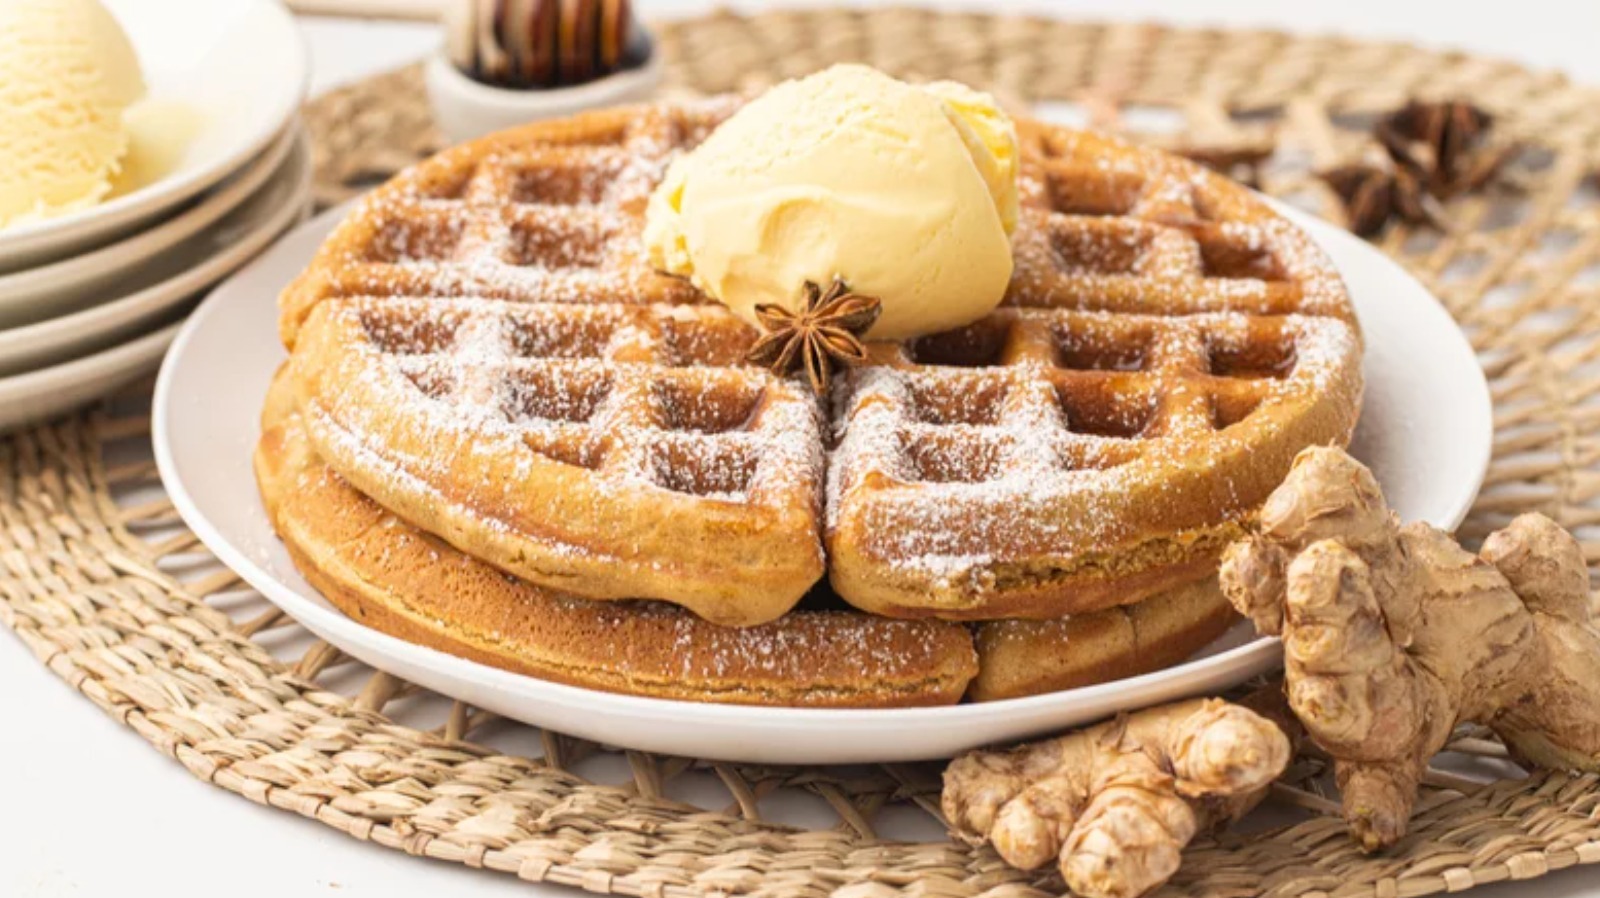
0, 125, 301, 329
0, 134, 311, 376
0, 323, 181, 432
153, 204, 1492, 765
0, 0, 306, 272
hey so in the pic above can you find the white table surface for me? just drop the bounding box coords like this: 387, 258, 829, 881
6, 2, 1600, 896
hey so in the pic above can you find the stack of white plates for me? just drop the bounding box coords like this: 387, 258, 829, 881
0, 0, 309, 431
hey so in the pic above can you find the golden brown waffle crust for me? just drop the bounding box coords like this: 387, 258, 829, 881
969, 576, 1239, 702
279, 99, 1362, 623
256, 370, 979, 708
277, 105, 716, 348
289, 297, 827, 628
259, 366, 1238, 706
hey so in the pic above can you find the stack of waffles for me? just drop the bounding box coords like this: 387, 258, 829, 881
255, 99, 1362, 707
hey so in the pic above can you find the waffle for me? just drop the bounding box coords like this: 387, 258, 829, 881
283, 103, 834, 627
260, 366, 1233, 705
257, 370, 978, 707
828, 126, 1362, 618
281, 100, 1361, 624
279, 105, 717, 345
970, 576, 1237, 702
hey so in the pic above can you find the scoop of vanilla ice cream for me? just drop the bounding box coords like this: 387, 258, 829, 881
645, 64, 1019, 341
0, 0, 147, 228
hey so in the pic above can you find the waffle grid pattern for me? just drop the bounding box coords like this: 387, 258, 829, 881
826, 125, 1359, 616
281, 106, 728, 340
353, 297, 806, 503
863, 158, 1325, 482
848, 309, 1302, 487
286, 102, 837, 626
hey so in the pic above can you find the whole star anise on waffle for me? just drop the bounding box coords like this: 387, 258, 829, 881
1173, 142, 1276, 189
745, 278, 882, 395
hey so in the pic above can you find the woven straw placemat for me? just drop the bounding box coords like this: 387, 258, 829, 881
8, 9, 1600, 898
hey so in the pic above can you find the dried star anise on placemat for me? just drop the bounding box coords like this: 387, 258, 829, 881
746, 278, 882, 395
1377, 100, 1516, 199
1320, 100, 1517, 237
1318, 162, 1445, 238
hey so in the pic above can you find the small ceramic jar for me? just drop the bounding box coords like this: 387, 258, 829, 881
425, 47, 663, 145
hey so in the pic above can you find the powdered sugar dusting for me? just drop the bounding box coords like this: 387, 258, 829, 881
827, 306, 1359, 589
319, 296, 824, 512
825, 124, 1363, 594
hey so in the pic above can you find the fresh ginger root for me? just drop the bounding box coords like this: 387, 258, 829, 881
1220, 445, 1600, 851
942, 696, 1291, 898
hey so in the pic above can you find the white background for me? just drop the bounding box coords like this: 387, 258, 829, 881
6, 2, 1600, 896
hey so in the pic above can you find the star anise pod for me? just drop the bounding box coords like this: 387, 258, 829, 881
1318, 162, 1446, 238
745, 278, 882, 395
1375, 100, 1516, 199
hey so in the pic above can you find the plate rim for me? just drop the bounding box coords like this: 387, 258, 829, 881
150, 200, 1493, 747
0, 133, 313, 374
0, 319, 181, 409
0, 122, 302, 324
1273, 199, 1493, 532
0, 0, 308, 267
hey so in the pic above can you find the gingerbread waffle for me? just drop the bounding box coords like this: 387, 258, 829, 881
280, 101, 1360, 626
256, 372, 977, 707
827, 124, 1362, 618
278, 105, 721, 346
285, 104, 832, 627
260, 366, 1232, 705
290, 295, 826, 628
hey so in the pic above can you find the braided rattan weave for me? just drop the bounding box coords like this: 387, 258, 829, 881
9, 9, 1600, 898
